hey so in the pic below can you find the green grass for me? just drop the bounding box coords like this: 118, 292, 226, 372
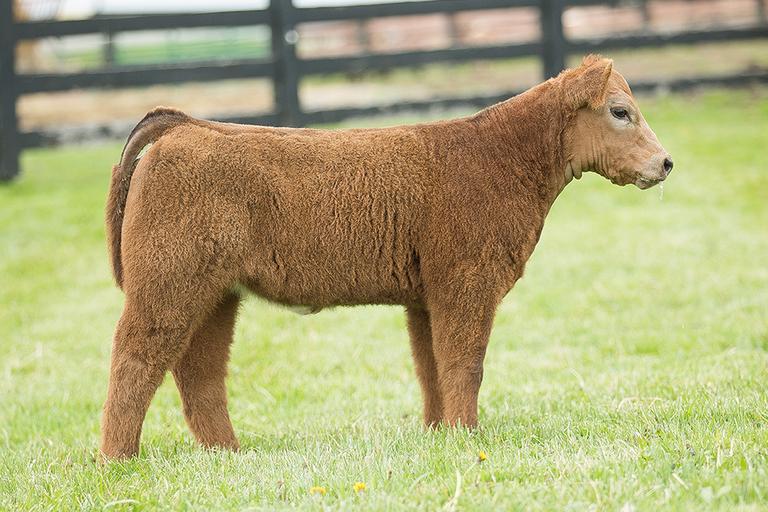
1, 88, 768, 511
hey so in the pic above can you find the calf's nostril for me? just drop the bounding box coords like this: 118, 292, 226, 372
663, 157, 674, 174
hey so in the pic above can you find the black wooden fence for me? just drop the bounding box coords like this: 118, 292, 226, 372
2, 0, 768, 180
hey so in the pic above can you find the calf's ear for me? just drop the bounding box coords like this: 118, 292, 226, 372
564, 55, 613, 110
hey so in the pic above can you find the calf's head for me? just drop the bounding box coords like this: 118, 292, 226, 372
562, 56, 672, 189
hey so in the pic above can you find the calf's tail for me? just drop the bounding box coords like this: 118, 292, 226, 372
106, 107, 190, 288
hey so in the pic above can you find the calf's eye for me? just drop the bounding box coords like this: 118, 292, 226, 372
611, 107, 629, 120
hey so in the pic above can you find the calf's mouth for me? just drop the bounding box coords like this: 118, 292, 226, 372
635, 176, 664, 189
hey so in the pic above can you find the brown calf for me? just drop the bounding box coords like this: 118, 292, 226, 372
101, 55, 672, 459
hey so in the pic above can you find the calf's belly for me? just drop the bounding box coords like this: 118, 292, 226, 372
240, 240, 421, 309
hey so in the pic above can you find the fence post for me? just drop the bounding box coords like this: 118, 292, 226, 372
640, 0, 652, 30
540, 0, 566, 79
0, 0, 20, 181
356, 20, 370, 54
104, 30, 116, 67
270, 0, 302, 127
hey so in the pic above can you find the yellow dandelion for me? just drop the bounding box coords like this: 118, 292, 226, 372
309, 486, 326, 496
478, 450, 487, 462
353, 481, 367, 493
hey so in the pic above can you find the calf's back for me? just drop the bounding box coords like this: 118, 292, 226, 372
122, 118, 495, 310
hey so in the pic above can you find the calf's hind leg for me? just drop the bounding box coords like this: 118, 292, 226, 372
100, 298, 199, 460
172, 293, 241, 451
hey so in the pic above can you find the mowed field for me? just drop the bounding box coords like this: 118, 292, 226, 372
1, 88, 767, 510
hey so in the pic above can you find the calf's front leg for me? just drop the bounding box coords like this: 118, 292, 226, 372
428, 298, 497, 428
406, 307, 443, 426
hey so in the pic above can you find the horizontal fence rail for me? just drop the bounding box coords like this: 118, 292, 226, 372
17, 60, 276, 93
1, 0, 768, 179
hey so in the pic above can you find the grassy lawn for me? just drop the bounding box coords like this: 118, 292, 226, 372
1, 88, 767, 510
